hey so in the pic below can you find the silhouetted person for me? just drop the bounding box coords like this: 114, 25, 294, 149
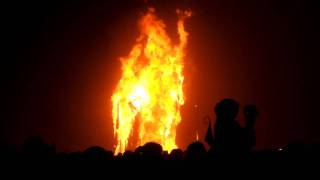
169, 149, 183, 160
84, 146, 113, 161
140, 142, 163, 160
243, 105, 259, 152
22, 136, 55, 161
114, 153, 123, 161
134, 145, 144, 158
185, 141, 207, 160
123, 150, 135, 160
163, 150, 169, 160
213, 99, 243, 158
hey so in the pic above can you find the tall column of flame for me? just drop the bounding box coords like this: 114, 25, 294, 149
112, 8, 191, 154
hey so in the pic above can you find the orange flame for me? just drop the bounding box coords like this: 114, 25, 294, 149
196, 131, 199, 141
112, 8, 191, 154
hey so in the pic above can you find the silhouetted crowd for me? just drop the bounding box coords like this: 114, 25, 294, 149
1, 99, 320, 170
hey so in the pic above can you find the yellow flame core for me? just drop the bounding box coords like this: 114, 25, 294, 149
112, 8, 191, 154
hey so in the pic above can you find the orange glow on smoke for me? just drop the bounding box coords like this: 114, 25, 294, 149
112, 8, 191, 154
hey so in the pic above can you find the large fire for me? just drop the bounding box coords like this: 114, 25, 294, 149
112, 8, 191, 154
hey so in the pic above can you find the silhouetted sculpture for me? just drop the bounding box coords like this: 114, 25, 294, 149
243, 105, 259, 152
185, 141, 206, 160
213, 99, 243, 158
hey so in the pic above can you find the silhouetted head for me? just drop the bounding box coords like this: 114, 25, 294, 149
169, 149, 183, 160
123, 150, 134, 160
162, 151, 169, 160
22, 136, 46, 154
141, 142, 163, 160
22, 136, 54, 159
215, 99, 239, 120
185, 141, 207, 160
23, 136, 44, 150
84, 146, 112, 161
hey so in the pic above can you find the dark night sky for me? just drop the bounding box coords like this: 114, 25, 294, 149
1, 0, 319, 152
